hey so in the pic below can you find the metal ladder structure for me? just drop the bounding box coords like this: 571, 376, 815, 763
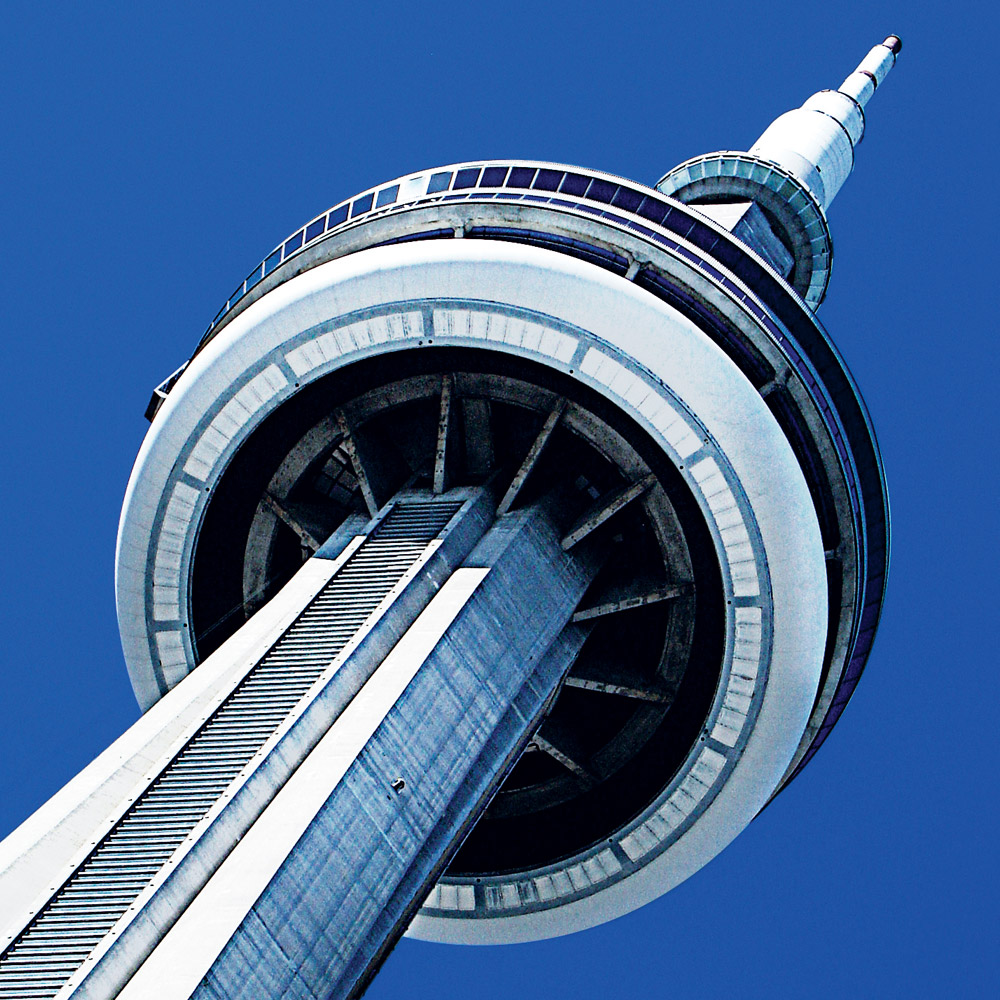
0, 499, 465, 999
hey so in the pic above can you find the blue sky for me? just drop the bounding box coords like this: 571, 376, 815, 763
0, 2, 995, 997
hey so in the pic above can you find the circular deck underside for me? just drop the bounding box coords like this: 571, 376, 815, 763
117, 240, 827, 941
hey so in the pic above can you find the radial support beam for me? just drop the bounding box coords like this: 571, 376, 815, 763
561, 473, 656, 549
261, 493, 323, 552
336, 410, 379, 518
757, 368, 790, 398
496, 399, 566, 516
572, 584, 686, 622
534, 720, 598, 787
563, 671, 673, 704
433, 375, 455, 495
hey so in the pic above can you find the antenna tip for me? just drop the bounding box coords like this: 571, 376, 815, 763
883, 35, 903, 55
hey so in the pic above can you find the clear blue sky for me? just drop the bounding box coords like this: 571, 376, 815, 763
1, 2, 995, 997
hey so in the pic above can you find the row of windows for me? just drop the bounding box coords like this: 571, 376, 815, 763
203, 162, 747, 339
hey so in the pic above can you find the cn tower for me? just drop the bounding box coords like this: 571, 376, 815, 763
0, 36, 900, 1000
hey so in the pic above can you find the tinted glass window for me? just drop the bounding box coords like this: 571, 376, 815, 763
533, 169, 562, 191
507, 166, 536, 188
454, 168, 481, 189
637, 197, 669, 224
481, 166, 508, 186
428, 171, 452, 193
611, 187, 642, 212
375, 185, 399, 207
351, 193, 373, 216
586, 179, 617, 203
559, 173, 590, 196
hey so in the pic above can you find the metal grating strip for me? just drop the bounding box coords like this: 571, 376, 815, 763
0, 500, 463, 999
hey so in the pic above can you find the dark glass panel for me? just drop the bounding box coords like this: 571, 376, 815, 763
586, 178, 617, 203
637, 197, 669, 224
375, 184, 399, 207
480, 166, 508, 186
351, 193, 374, 216
610, 186, 642, 212
454, 167, 481, 189
507, 166, 536, 188
559, 172, 591, 196
533, 168, 562, 191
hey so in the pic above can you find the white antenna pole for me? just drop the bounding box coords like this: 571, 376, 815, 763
750, 35, 902, 212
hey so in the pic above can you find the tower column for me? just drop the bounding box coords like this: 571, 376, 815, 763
0, 490, 601, 1000
122, 502, 598, 1000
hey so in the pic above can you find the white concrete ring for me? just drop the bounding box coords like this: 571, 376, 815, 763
116, 239, 827, 941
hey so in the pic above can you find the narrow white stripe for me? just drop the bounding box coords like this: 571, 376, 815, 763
117, 567, 490, 1000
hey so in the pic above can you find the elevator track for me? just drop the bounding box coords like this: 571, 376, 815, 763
0, 499, 464, 1000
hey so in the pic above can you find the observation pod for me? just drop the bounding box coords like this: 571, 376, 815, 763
0, 36, 898, 1000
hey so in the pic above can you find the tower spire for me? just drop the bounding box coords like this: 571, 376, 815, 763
750, 35, 902, 212
657, 36, 902, 310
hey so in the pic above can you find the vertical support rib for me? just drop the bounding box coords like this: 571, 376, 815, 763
497, 399, 566, 516
336, 411, 379, 518
433, 375, 454, 495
